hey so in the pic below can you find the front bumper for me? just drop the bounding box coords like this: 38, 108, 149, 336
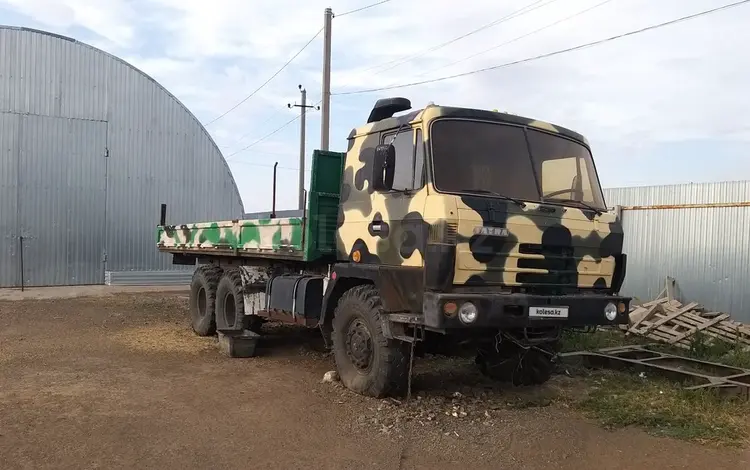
423, 292, 631, 330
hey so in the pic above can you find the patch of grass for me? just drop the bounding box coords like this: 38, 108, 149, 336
647, 332, 750, 369
561, 327, 750, 369
560, 327, 646, 353
556, 326, 750, 445
572, 371, 750, 446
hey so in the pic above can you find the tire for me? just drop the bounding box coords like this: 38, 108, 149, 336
189, 265, 223, 336
476, 340, 560, 386
215, 268, 245, 332
331, 284, 411, 398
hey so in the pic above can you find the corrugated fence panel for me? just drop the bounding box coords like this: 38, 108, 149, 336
0, 112, 19, 287
604, 180, 750, 206
604, 181, 750, 323
105, 268, 195, 286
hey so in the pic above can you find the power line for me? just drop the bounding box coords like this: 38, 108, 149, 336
225, 99, 323, 160
362, 0, 555, 75
203, 27, 323, 127
363, 0, 558, 76
337, 0, 394, 17
333, 0, 750, 96
232, 161, 312, 172
224, 112, 284, 150
416, 0, 616, 79
225, 115, 301, 159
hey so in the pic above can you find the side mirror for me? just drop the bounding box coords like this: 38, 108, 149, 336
372, 144, 395, 191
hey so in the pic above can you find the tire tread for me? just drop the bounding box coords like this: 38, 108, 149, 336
215, 268, 245, 331
189, 265, 223, 336
332, 284, 410, 398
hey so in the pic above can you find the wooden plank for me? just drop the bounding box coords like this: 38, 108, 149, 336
665, 317, 744, 345
667, 314, 731, 344
654, 311, 746, 343
627, 303, 664, 334
642, 302, 699, 334
645, 329, 691, 349
642, 297, 670, 308
663, 299, 688, 312
628, 307, 649, 325
681, 313, 750, 344
637, 311, 747, 346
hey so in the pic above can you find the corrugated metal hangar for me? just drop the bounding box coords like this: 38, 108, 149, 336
0, 26, 244, 287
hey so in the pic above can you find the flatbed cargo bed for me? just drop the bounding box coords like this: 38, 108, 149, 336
156, 150, 345, 264
157, 216, 306, 260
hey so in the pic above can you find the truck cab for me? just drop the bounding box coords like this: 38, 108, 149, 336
325, 98, 629, 394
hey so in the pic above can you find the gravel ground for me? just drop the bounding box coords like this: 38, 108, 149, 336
0, 289, 748, 470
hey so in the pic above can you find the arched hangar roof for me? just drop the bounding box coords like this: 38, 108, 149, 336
0, 25, 244, 273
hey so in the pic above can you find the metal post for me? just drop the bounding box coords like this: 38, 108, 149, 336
19, 236, 24, 292
288, 85, 319, 211
299, 86, 307, 210
320, 7, 333, 151
160, 203, 167, 226
271, 162, 278, 219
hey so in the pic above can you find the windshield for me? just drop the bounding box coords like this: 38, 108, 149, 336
429, 119, 606, 210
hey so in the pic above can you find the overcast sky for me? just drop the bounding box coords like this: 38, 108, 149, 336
1, 0, 748, 212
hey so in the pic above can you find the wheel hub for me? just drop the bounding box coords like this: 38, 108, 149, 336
197, 287, 207, 318
345, 319, 373, 371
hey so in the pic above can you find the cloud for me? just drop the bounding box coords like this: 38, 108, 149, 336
1, 0, 749, 212
0, 0, 137, 46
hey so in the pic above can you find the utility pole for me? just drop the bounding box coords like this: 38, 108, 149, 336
288, 85, 319, 210
320, 7, 333, 151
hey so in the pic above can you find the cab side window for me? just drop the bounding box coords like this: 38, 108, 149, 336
383, 128, 425, 191
413, 129, 425, 188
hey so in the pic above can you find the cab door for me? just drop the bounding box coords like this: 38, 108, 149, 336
369, 126, 429, 267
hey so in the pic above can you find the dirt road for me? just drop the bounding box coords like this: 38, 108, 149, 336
0, 290, 747, 469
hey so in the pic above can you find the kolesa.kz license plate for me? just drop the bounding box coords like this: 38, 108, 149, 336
529, 306, 569, 318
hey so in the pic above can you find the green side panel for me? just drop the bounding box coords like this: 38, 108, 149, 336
156, 150, 341, 260
239, 217, 304, 251
304, 149, 346, 262
157, 218, 304, 255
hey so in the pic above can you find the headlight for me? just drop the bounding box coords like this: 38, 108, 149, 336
604, 302, 618, 321
458, 302, 478, 324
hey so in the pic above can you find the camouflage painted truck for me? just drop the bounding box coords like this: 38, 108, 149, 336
156, 98, 630, 398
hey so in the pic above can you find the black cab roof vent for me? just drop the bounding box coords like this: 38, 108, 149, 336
367, 97, 412, 123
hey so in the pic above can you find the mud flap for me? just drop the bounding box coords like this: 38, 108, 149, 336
238, 266, 270, 317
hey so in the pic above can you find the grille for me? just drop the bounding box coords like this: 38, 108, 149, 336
519, 243, 574, 257
517, 243, 577, 285
429, 221, 457, 244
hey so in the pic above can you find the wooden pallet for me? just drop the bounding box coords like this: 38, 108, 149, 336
625, 277, 750, 349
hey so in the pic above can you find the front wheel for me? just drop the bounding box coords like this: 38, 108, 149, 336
331, 285, 411, 398
475, 339, 560, 386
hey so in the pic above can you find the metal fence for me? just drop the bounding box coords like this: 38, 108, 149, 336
603, 180, 750, 323
105, 269, 196, 286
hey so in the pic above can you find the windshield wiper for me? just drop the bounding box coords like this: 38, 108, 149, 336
462, 189, 526, 208
543, 197, 604, 215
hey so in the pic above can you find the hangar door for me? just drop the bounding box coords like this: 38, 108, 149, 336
3, 114, 109, 287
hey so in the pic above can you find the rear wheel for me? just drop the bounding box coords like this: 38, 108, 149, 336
188, 265, 223, 336
332, 285, 410, 398
475, 339, 560, 386
215, 268, 245, 332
